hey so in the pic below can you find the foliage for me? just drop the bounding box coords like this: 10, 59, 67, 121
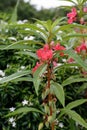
0, 0, 87, 130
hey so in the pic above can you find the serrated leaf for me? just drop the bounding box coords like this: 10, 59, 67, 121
0, 70, 31, 84
33, 63, 47, 95
5, 107, 43, 117
51, 82, 65, 107
66, 99, 87, 110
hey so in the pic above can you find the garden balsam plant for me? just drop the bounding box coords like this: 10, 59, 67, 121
1, 0, 87, 130
32, 20, 87, 130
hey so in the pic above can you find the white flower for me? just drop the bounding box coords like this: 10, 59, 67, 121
58, 63, 62, 67
17, 20, 24, 24
24, 36, 34, 40
9, 107, 15, 112
62, 59, 67, 62
28, 36, 34, 40
22, 99, 28, 106
0, 70, 5, 77
23, 19, 28, 23
56, 109, 60, 114
7, 64, 10, 68
0, 77, 2, 80
59, 122, 64, 128
12, 122, 16, 127
9, 117, 15, 123
21, 66, 25, 69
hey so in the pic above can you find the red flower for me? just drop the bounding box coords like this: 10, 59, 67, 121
75, 43, 86, 53
32, 62, 43, 73
53, 43, 65, 51
53, 43, 65, 56
67, 7, 77, 24
67, 58, 75, 63
36, 44, 53, 61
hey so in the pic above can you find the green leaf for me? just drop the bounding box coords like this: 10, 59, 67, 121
54, 63, 79, 73
0, 40, 42, 50
33, 63, 47, 95
77, 83, 87, 94
62, 75, 87, 87
54, 24, 87, 34
64, 49, 87, 71
16, 51, 38, 59
66, 99, 87, 110
5, 107, 43, 117
51, 82, 65, 107
11, 77, 33, 82
51, 17, 66, 31
10, 0, 19, 22
66, 110, 87, 129
64, 33, 87, 40
0, 70, 31, 84
36, 19, 52, 32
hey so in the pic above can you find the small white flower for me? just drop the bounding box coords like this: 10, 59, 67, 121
0, 77, 2, 80
55, 119, 59, 124
7, 64, 10, 68
9, 117, 15, 123
56, 109, 60, 114
21, 66, 25, 69
58, 63, 62, 67
28, 36, 34, 40
0, 70, 5, 77
59, 122, 64, 128
17, 20, 24, 24
62, 59, 67, 62
22, 99, 28, 106
24, 36, 34, 40
9, 107, 15, 112
24, 36, 29, 40
23, 19, 28, 23
12, 122, 16, 127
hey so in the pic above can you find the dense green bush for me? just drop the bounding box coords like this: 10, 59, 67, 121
0, 0, 87, 130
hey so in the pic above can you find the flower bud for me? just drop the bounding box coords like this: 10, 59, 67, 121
48, 116, 53, 123
38, 122, 43, 130
45, 105, 49, 114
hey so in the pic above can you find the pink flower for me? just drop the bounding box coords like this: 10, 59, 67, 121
67, 58, 75, 63
53, 43, 65, 51
75, 43, 86, 53
53, 43, 65, 56
67, 7, 77, 24
83, 7, 87, 13
32, 62, 43, 73
36, 44, 53, 61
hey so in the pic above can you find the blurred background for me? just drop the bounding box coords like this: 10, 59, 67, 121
0, 0, 70, 22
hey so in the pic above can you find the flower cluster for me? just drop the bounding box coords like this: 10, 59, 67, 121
36, 44, 53, 61
32, 43, 66, 73
67, 7, 77, 24
75, 42, 87, 53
